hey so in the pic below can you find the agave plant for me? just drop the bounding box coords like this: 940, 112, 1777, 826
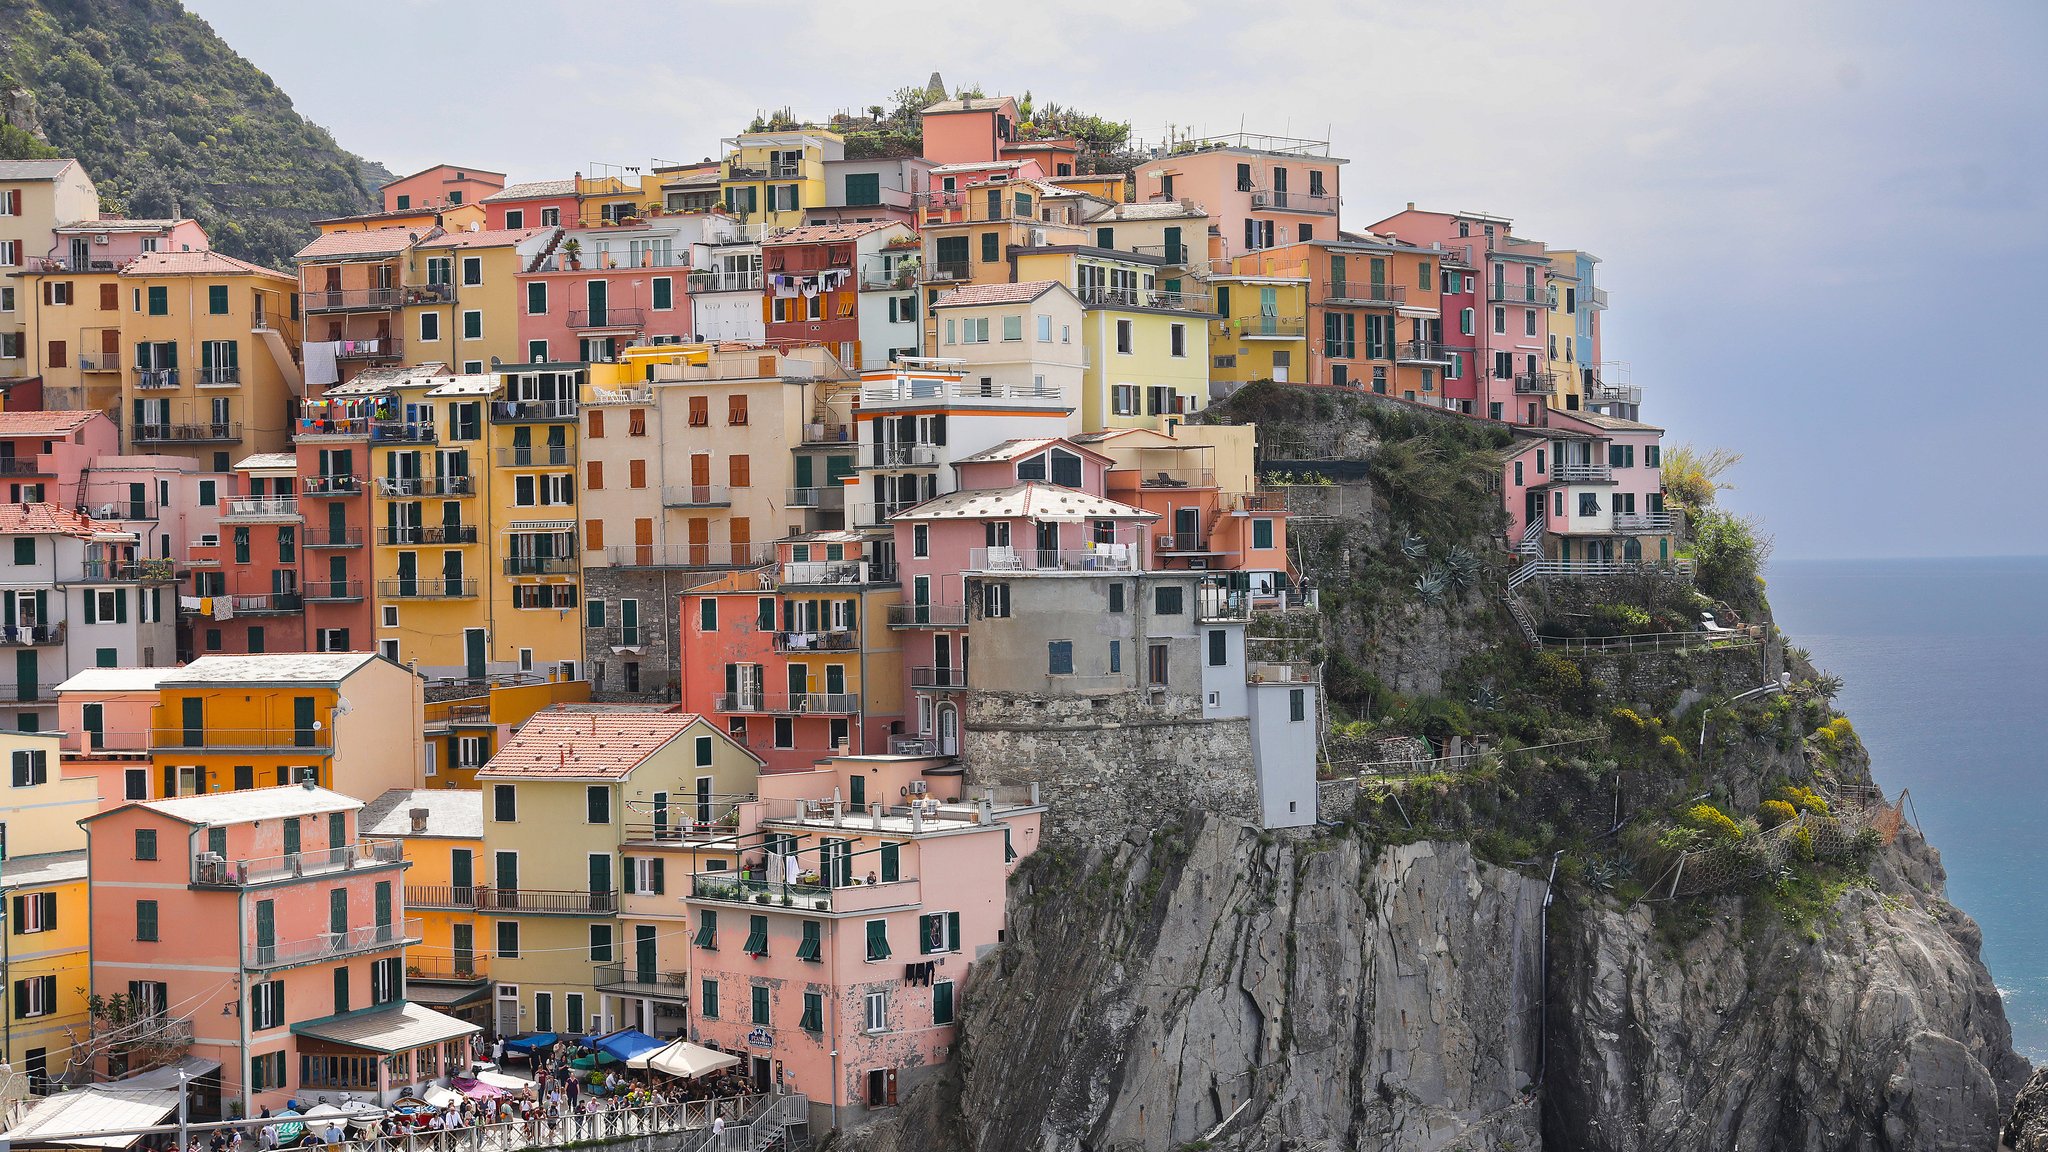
1400, 533, 1428, 561
1415, 571, 1449, 605
1468, 684, 1504, 712
1445, 545, 1480, 589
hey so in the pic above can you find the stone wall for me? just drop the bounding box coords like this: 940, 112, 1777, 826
581, 566, 684, 703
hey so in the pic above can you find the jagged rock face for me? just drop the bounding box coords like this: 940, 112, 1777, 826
856, 823, 1547, 1152
2005, 1066, 2048, 1151
1547, 826, 2027, 1151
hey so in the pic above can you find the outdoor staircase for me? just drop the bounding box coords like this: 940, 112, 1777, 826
1501, 590, 1540, 646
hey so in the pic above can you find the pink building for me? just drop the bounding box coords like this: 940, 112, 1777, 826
44, 217, 209, 270
517, 217, 713, 363
1131, 135, 1345, 259
480, 180, 578, 232
380, 165, 506, 213
0, 409, 118, 503
185, 453, 306, 656
916, 97, 1021, 166
1500, 412, 1675, 566
83, 785, 475, 1117
683, 754, 1042, 1121
53, 665, 179, 804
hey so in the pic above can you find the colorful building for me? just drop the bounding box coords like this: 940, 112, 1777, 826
1499, 411, 1675, 568
1208, 271, 1310, 387
185, 452, 305, 656
380, 165, 506, 214
517, 215, 729, 364
360, 788, 490, 1026
404, 228, 555, 377
0, 729, 93, 1090
1007, 243, 1212, 428
295, 227, 439, 386
719, 130, 843, 233
0, 159, 100, 395
1131, 134, 1344, 258
762, 222, 918, 370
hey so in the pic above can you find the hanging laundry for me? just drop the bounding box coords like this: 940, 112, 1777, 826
303, 340, 340, 387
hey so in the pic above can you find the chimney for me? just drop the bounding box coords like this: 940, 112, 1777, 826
408, 807, 429, 834
1406, 201, 1415, 211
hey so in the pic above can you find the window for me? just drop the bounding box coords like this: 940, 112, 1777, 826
420, 311, 440, 342
1646, 445, 1661, 468
693, 909, 718, 950
1001, 314, 1023, 342
9, 748, 46, 787
800, 991, 824, 1032
463, 310, 482, 339
752, 984, 770, 1025
919, 911, 960, 954
1579, 492, 1600, 517
652, 277, 673, 310
14, 975, 55, 1019
496, 920, 520, 958
979, 581, 1009, 619
1047, 641, 1073, 676
1154, 585, 1184, 615
134, 828, 157, 860
979, 232, 999, 263
1290, 688, 1308, 722
1115, 320, 1133, 354
207, 284, 229, 315
728, 395, 749, 425
492, 784, 516, 822
1252, 519, 1274, 550
745, 914, 769, 956
865, 990, 887, 1032
251, 980, 285, 1030
589, 924, 614, 962
526, 282, 547, 315
1525, 310, 1537, 337
1169, 322, 1186, 357
1112, 384, 1138, 415
135, 900, 159, 941
1207, 629, 1228, 667
700, 978, 719, 1019
146, 286, 167, 315
865, 918, 891, 961
460, 256, 482, 286
12, 891, 55, 934
1148, 642, 1170, 687
1492, 306, 1505, 335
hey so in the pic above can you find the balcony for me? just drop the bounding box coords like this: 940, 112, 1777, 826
302, 579, 365, 602
1154, 534, 1219, 556
376, 475, 473, 498
866, 443, 938, 469
966, 546, 1141, 573
1248, 188, 1338, 215
197, 366, 241, 388
772, 630, 859, 653
910, 666, 968, 690
248, 919, 421, 970
302, 475, 364, 498
1553, 462, 1614, 483
194, 838, 403, 887
377, 578, 479, 599
0, 458, 48, 477
303, 287, 404, 313
494, 445, 576, 468
1488, 283, 1545, 305
663, 484, 732, 508
1588, 379, 1642, 407
1396, 340, 1453, 364
926, 261, 971, 283
687, 270, 763, 293
134, 422, 241, 444
568, 308, 646, 330
377, 525, 479, 545
593, 964, 691, 999
298, 419, 371, 439
79, 559, 176, 582
1584, 286, 1610, 311
478, 888, 619, 915
132, 368, 180, 391
1197, 587, 1251, 622
780, 560, 893, 586
0, 623, 64, 648
803, 422, 855, 445
408, 955, 488, 984
221, 496, 301, 521
303, 528, 364, 548
1513, 373, 1558, 396
689, 872, 919, 916
336, 339, 402, 362
1323, 282, 1404, 306
369, 420, 436, 444
229, 593, 304, 615
405, 884, 480, 910
711, 693, 859, 715
1226, 316, 1306, 340
504, 555, 577, 576
153, 725, 330, 754
605, 544, 774, 569
861, 267, 919, 291
491, 399, 578, 423
886, 603, 968, 628
1613, 511, 1681, 534
785, 487, 845, 509
1075, 284, 1213, 314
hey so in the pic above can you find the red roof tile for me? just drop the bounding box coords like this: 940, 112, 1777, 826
931, 280, 1068, 308
474, 707, 700, 780
414, 227, 550, 251
297, 228, 430, 261
0, 410, 101, 436
765, 221, 900, 246
0, 502, 109, 538
123, 251, 292, 279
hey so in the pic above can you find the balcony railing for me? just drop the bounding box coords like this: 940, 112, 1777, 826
886, 603, 969, 628
1248, 188, 1338, 214
336, 339, 402, 362
303, 528, 364, 548
784, 487, 845, 509
504, 555, 577, 576
687, 270, 764, 293
568, 308, 646, 330
229, 593, 304, 615
780, 560, 893, 586
197, 366, 241, 387
376, 475, 474, 498
0, 623, 64, 648
926, 261, 971, 282
195, 838, 402, 887
711, 693, 859, 715
302, 579, 365, 602
405, 884, 480, 910
495, 445, 577, 468
222, 496, 300, 520
377, 524, 478, 545
1395, 340, 1453, 364
298, 419, 371, 439
132, 368, 180, 391
1489, 283, 1546, 305
79, 559, 176, 582
407, 955, 488, 983
1612, 511, 1681, 534
302, 475, 364, 497
1075, 284, 1213, 314
773, 630, 860, 653
303, 287, 404, 313
153, 724, 329, 752
369, 420, 436, 444
248, 918, 420, 969
1552, 462, 1613, 483
1588, 379, 1642, 406
663, 484, 732, 508
1513, 373, 1558, 395
1226, 316, 1306, 339
602, 544, 774, 569
1323, 281, 1404, 306
377, 578, 479, 599
478, 888, 619, 915
592, 964, 691, 998
492, 399, 578, 423
0, 458, 48, 477
688, 872, 918, 915
910, 666, 968, 690
1197, 587, 1251, 622
134, 422, 242, 444
966, 546, 1141, 573
868, 443, 938, 468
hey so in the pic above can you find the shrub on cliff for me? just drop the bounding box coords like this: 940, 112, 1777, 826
1684, 802, 1744, 842
1758, 799, 1798, 827
1691, 510, 1772, 608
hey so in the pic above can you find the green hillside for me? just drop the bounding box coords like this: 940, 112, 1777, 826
0, 0, 389, 268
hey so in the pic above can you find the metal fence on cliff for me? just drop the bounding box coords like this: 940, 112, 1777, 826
1644, 785, 1908, 901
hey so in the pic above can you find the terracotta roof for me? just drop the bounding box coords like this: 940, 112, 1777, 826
931, 280, 1069, 309
0, 502, 107, 538
475, 707, 699, 779
892, 483, 1157, 523
0, 410, 100, 436
122, 251, 291, 279
55, 218, 190, 232
920, 97, 1017, 115
954, 436, 1111, 466
381, 164, 507, 188
415, 227, 550, 250
481, 179, 577, 203
297, 227, 427, 260
764, 221, 899, 246
0, 160, 80, 181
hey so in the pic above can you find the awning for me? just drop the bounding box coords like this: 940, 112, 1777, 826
450, 1077, 504, 1100
475, 1070, 535, 1092
502, 1032, 559, 1054
636, 1039, 741, 1079
407, 981, 491, 1009
420, 1085, 464, 1110
292, 1002, 481, 1055
593, 1028, 666, 1063
111, 1056, 221, 1091
1, 1087, 177, 1148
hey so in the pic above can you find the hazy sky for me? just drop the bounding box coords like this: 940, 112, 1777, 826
185, 0, 2047, 560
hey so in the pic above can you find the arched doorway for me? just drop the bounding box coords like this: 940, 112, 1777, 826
936, 703, 958, 756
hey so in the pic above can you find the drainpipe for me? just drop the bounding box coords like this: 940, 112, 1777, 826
238, 863, 252, 1119
827, 913, 839, 1131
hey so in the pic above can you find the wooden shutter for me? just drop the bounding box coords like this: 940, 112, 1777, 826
728, 455, 750, 488
587, 410, 604, 438
585, 518, 604, 551
586, 461, 603, 490
628, 459, 646, 489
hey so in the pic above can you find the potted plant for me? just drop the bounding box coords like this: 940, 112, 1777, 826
814, 898, 830, 911
778, 894, 794, 906
754, 893, 771, 905
562, 239, 583, 270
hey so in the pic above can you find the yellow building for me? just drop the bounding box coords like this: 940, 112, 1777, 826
361, 789, 490, 1026
403, 229, 551, 377
1208, 273, 1310, 387
421, 675, 592, 789
0, 159, 99, 393
1545, 248, 1591, 412
476, 707, 761, 1039
1011, 246, 1212, 429
0, 730, 93, 1087
719, 130, 843, 233
486, 365, 586, 675
146, 652, 425, 799
19, 252, 303, 466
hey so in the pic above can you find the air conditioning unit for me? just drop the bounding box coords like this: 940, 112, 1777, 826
906, 780, 928, 796
1027, 228, 1046, 246
1187, 559, 1209, 570
93, 234, 110, 245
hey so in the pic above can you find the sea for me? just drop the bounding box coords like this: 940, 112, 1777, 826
1767, 556, 2048, 1063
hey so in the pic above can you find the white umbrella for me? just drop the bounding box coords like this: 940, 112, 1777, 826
421, 1084, 463, 1110
640, 1039, 740, 1078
